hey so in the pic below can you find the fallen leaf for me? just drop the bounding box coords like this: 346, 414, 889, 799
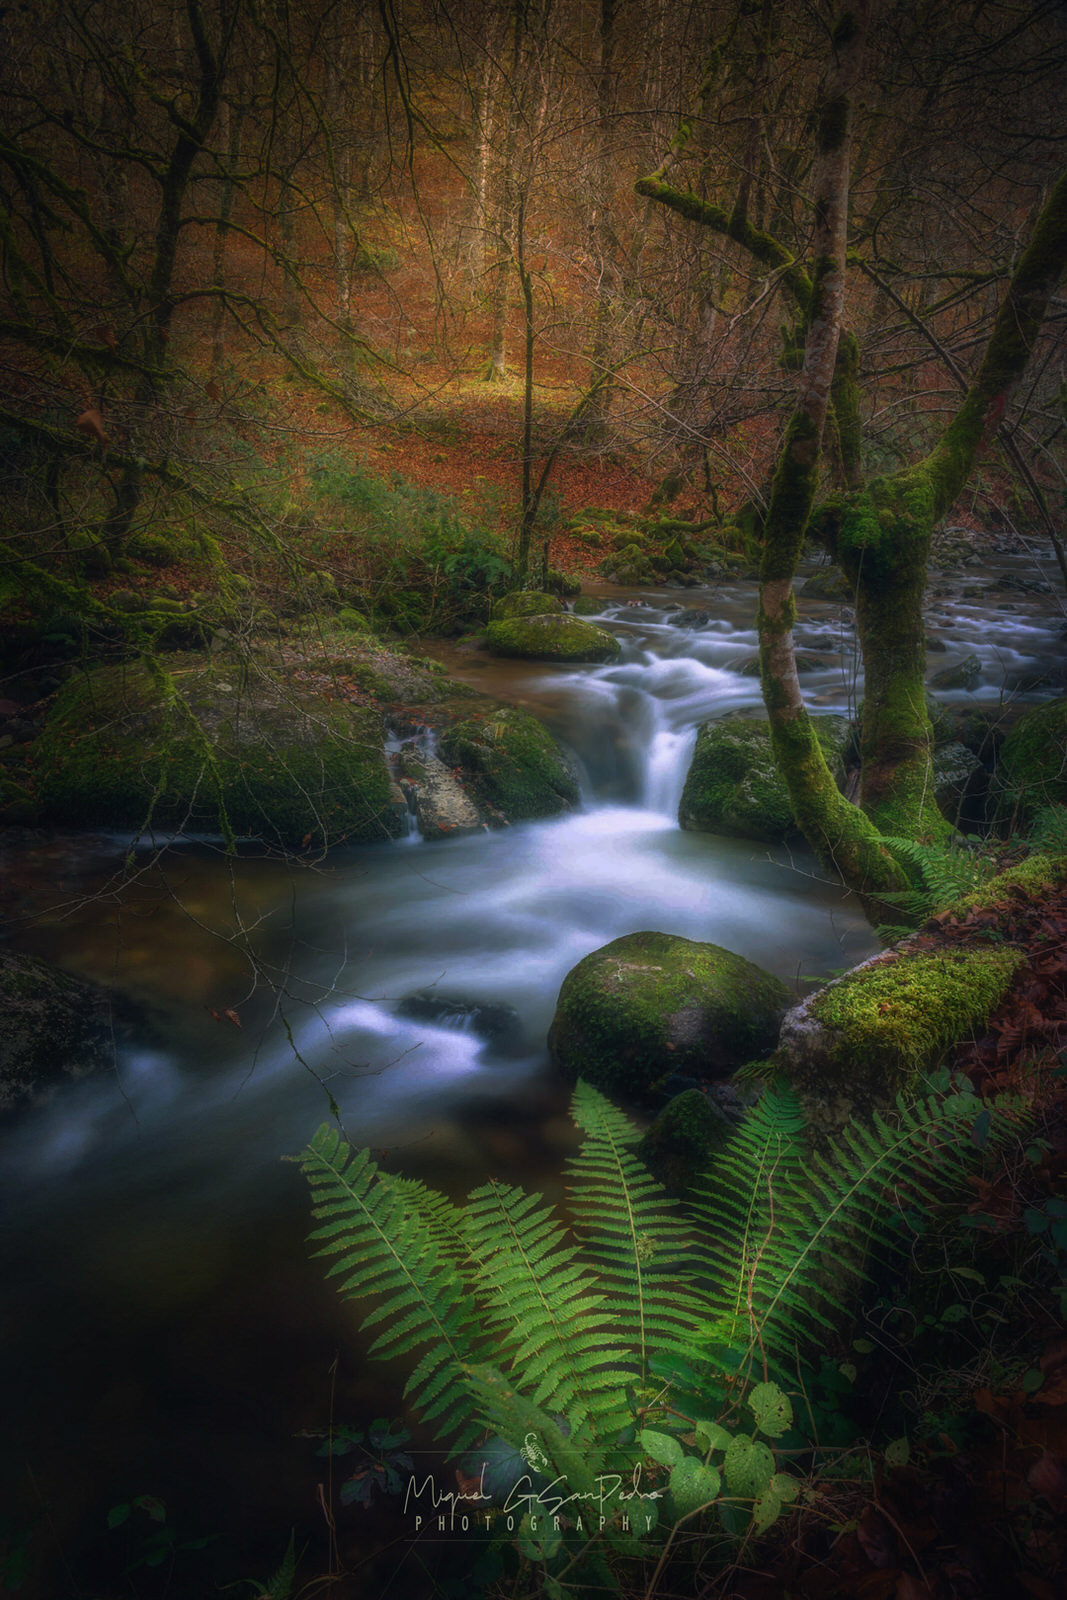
223, 1008, 242, 1029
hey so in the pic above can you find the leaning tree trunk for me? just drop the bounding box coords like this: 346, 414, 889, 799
754, 4, 908, 895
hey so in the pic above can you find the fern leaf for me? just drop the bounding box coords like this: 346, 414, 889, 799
567, 1080, 703, 1378
300, 1126, 482, 1445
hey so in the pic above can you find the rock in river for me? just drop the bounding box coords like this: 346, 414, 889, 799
548, 930, 791, 1096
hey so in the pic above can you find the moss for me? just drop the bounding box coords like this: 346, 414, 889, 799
33, 656, 400, 852
494, 590, 564, 620
806, 945, 1022, 1083
995, 697, 1067, 826
570, 596, 602, 616
943, 852, 1067, 915
679, 715, 851, 842
484, 613, 620, 663
636, 1089, 731, 1195
439, 705, 579, 823
548, 931, 791, 1095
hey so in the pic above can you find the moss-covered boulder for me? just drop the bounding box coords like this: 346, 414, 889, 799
801, 566, 852, 600
929, 652, 983, 692
548, 931, 791, 1095
995, 697, 1067, 826
0, 951, 121, 1111
679, 716, 851, 842
33, 655, 401, 851
571, 596, 603, 617
494, 590, 564, 620
636, 1088, 732, 1194
485, 613, 620, 663
776, 945, 1023, 1134
440, 706, 579, 823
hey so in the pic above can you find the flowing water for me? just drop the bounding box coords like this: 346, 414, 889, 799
0, 558, 1062, 1593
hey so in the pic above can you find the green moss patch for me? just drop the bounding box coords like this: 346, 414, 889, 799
548, 930, 791, 1096
33, 655, 401, 852
493, 590, 564, 620
485, 613, 620, 663
779, 945, 1024, 1129
439, 705, 579, 823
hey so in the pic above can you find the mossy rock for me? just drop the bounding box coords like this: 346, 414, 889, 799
776, 945, 1023, 1134
439, 705, 579, 823
485, 613, 620, 663
33, 655, 401, 851
545, 568, 582, 598
548, 931, 791, 1095
801, 566, 852, 600
494, 590, 564, 620
929, 652, 983, 692
0, 951, 122, 1111
636, 1088, 732, 1195
995, 697, 1067, 826
679, 716, 851, 842
570, 596, 603, 617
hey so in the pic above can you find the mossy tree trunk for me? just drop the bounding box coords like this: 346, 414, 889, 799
637, 8, 1067, 900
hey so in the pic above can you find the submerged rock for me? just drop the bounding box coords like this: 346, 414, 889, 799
33, 655, 401, 851
932, 741, 986, 825
0, 951, 121, 1111
929, 652, 983, 692
440, 706, 579, 823
485, 613, 620, 663
679, 715, 851, 842
396, 990, 521, 1049
548, 930, 791, 1095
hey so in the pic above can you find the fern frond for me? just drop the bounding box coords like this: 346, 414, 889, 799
464, 1178, 631, 1435
300, 1126, 482, 1445
691, 1085, 1023, 1377
567, 1080, 704, 1378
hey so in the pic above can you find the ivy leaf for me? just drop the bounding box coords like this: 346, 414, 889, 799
752, 1486, 782, 1532
694, 1418, 731, 1452
770, 1472, 800, 1503
884, 1436, 910, 1468
723, 1434, 775, 1497
669, 1455, 721, 1516
640, 1428, 683, 1469
748, 1381, 793, 1438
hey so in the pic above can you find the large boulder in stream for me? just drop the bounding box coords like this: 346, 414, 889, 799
440, 706, 580, 823
0, 950, 121, 1111
548, 931, 791, 1096
33, 655, 402, 851
485, 613, 620, 663
679, 715, 851, 842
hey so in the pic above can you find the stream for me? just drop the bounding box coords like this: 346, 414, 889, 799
1, 555, 1062, 1594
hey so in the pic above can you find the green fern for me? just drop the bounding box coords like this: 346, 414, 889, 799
690, 1080, 1021, 1379
877, 836, 1000, 934
567, 1080, 704, 1381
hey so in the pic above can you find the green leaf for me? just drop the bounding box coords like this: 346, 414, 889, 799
640, 1428, 683, 1469
752, 1487, 782, 1532
1022, 1368, 1044, 1394
669, 1455, 721, 1516
748, 1381, 793, 1438
838, 1361, 857, 1384
1024, 1207, 1049, 1234
852, 1338, 874, 1353
693, 1418, 731, 1452
106, 1503, 130, 1530
723, 1434, 775, 1497
518, 1511, 562, 1562
884, 1436, 910, 1468
770, 1472, 799, 1503
133, 1495, 166, 1524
